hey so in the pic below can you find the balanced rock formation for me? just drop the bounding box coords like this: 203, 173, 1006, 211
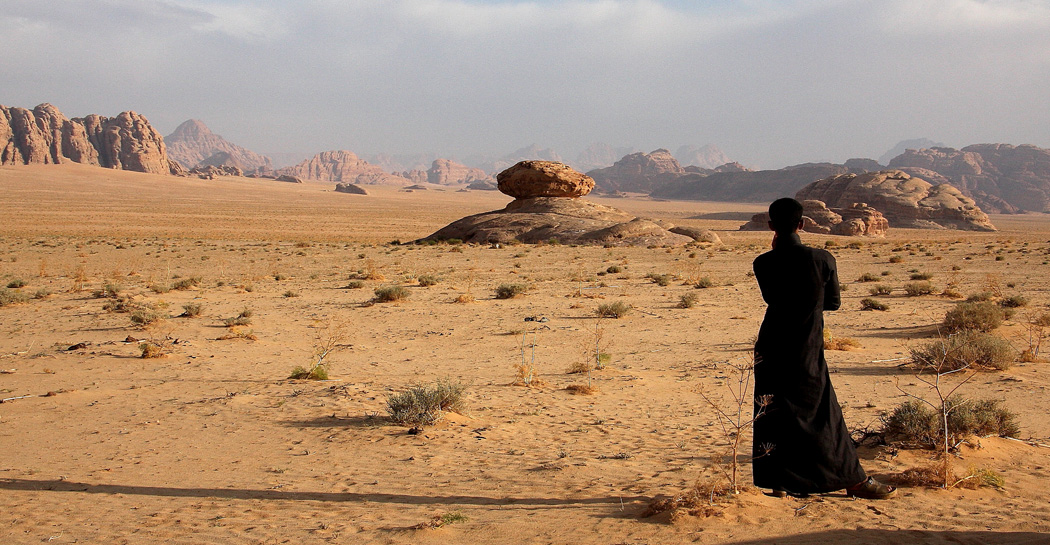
587, 149, 685, 194
421, 161, 716, 247
795, 170, 996, 231
164, 119, 272, 173
279, 150, 407, 185
740, 200, 888, 237
888, 144, 1050, 213
427, 159, 491, 185
497, 161, 595, 198
1, 103, 178, 174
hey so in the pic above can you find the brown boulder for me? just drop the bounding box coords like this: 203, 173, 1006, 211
276, 175, 303, 183
497, 161, 595, 198
796, 170, 995, 231
335, 182, 368, 195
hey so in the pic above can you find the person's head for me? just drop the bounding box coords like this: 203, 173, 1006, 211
767, 197, 804, 234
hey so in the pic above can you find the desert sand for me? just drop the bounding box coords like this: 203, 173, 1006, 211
1, 164, 1049, 544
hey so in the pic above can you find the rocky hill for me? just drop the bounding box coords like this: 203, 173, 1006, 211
587, 149, 686, 193
650, 163, 854, 202
1, 103, 178, 175
165, 119, 272, 173
279, 150, 407, 184
427, 159, 492, 185
888, 144, 1050, 213
674, 144, 731, 169
795, 170, 996, 231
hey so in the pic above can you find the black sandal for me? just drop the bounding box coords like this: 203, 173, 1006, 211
847, 477, 896, 499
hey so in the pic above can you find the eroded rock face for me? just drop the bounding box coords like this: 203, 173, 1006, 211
334, 182, 368, 195
586, 148, 684, 193
165, 119, 272, 173
795, 170, 996, 231
739, 200, 888, 236
190, 164, 242, 179
1, 103, 175, 174
888, 144, 1050, 212
497, 161, 595, 198
279, 150, 407, 184
427, 159, 490, 185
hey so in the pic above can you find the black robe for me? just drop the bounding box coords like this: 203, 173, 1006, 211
751, 232, 865, 493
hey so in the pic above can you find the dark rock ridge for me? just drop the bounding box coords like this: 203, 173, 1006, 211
279, 150, 407, 185
651, 163, 856, 203
190, 164, 242, 179
740, 200, 888, 236
888, 144, 1050, 212
421, 161, 719, 247
1, 102, 178, 174
164, 119, 272, 173
795, 170, 996, 231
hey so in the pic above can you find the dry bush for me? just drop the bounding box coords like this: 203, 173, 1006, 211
386, 379, 467, 426
92, 282, 121, 298
180, 303, 203, 317
645, 272, 671, 286
868, 284, 892, 296
892, 462, 1004, 490
678, 293, 700, 308
454, 293, 475, 304
824, 329, 861, 351
139, 342, 165, 358
693, 277, 715, 289
882, 396, 1019, 448
903, 281, 934, 296
999, 295, 1028, 308
417, 274, 439, 287
172, 276, 202, 290
860, 298, 888, 311
495, 283, 528, 299
596, 301, 631, 318
857, 272, 879, 282
943, 301, 1004, 333
289, 365, 328, 380
363, 259, 385, 281
217, 327, 257, 341
910, 331, 1016, 371
130, 307, 164, 327
223, 308, 253, 327
910, 272, 933, 280
372, 285, 409, 303
565, 383, 598, 395
0, 288, 30, 307
1019, 310, 1050, 362
342, 280, 364, 289
283, 289, 300, 298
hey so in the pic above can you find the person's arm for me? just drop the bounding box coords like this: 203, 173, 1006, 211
823, 253, 841, 311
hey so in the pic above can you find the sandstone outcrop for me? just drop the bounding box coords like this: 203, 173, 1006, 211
165, 119, 272, 173
427, 159, 491, 185
466, 180, 498, 191
587, 149, 685, 194
422, 162, 712, 247
740, 200, 888, 236
277, 175, 304, 183
1, 103, 177, 175
652, 163, 853, 202
795, 170, 996, 231
190, 164, 242, 179
888, 144, 1050, 212
279, 150, 407, 185
497, 161, 595, 198
400, 169, 428, 185
334, 182, 368, 195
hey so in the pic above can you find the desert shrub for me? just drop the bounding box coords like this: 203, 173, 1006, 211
172, 276, 202, 290
860, 298, 888, 311
565, 383, 598, 395
823, 329, 861, 350
678, 293, 700, 308
102, 295, 138, 313
417, 274, 439, 287
139, 342, 164, 358
495, 283, 528, 299
342, 280, 364, 289
868, 284, 892, 296
372, 285, 409, 303
889, 256, 903, 263
0, 288, 30, 307
965, 292, 993, 303
857, 272, 879, 283
999, 295, 1028, 308
693, 277, 715, 289
892, 463, 1004, 490
130, 308, 164, 326
943, 301, 1003, 333
454, 293, 475, 304
93, 282, 121, 298
882, 396, 1019, 448
6, 278, 26, 289
606, 265, 623, 274
596, 301, 632, 318
289, 365, 328, 380
224, 308, 253, 327
903, 281, 934, 296
910, 272, 933, 280
33, 288, 51, 299
283, 289, 300, 298
150, 283, 171, 294
386, 379, 467, 426
645, 272, 671, 286
181, 303, 203, 317
910, 331, 1016, 371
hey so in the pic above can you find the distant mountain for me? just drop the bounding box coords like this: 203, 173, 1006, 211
587, 149, 685, 194
278, 150, 407, 185
165, 119, 272, 173
879, 138, 945, 166
572, 143, 636, 172
466, 144, 563, 174
674, 144, 730, 169
651, 163, 855, 203
1, 102, 178, 175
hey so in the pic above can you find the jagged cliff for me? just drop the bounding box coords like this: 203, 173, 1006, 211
0, 103, 178, 175
165, 119, 272, 173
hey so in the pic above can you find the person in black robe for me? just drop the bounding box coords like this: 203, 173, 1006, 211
751, 198, 894, 499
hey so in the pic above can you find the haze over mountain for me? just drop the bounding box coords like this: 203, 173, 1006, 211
165, 119, 272, 173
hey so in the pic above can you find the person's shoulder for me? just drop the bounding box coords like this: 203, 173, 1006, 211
807, 245, 837, 263
753, 250, 774, 266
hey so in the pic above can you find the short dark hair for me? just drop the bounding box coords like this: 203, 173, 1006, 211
768, 198, 803, 234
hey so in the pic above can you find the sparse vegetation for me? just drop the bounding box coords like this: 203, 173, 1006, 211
417, 274, 439, 287
943, 301, 1003, 333
6, 278, 27, 288
223, 308, 253, 327
372, 285, 409, 303
868, 284, 892, 296
130, 308, 164, 327
860, 298, 889, 311
180, 303, 203, 317
824, 329, 861, 350
596, 301, 632, 318
857, 272, 879, 282
283, 289, 300, 298
495, 283, 528, 299
172, 276, 202, 290
139, 342, 164, 358
999, 294, 1028, 308
903, 281, 934, 296
678, 292, 700, 308
910, 330, 1016, 371
883, 396, 1019, 448
910, 272, 933, 281
645, 272, 672, 286
693, 277, 715, 289
0, 288, 30, 307
386, 379, 467, 426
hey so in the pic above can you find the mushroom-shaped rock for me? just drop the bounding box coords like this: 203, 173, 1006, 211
497, 161, 595, 199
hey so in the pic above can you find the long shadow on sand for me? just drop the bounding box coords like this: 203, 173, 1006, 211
715, 529, 1047, 545
0, 478, 647, 508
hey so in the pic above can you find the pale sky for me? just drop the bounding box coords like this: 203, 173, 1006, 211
2, 0, 1049, 168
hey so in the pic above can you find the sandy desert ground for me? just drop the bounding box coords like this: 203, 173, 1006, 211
1, 164, 1049, 544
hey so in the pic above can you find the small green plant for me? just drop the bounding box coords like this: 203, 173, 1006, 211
342, 280, 364, 289
903, 281, 934, 296
495, 283, 528, 299
224, 308, 253, 327
645, 272, 671, 286
386, 379, 467, 426
372, 285, 409, 303
596, 301, 632, 318
93, 282, 121, 298
606, 265, 623, 274
33, 288, 51, 299
943, 301, 1003, 333
860, 298, 888, 311
889, 256, 903, 264
868, 284, 892, 296
150, 283, 171, 294
289, 365, 328, 380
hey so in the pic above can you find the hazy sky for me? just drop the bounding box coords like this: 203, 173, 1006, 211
2, 0, 1049, 168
